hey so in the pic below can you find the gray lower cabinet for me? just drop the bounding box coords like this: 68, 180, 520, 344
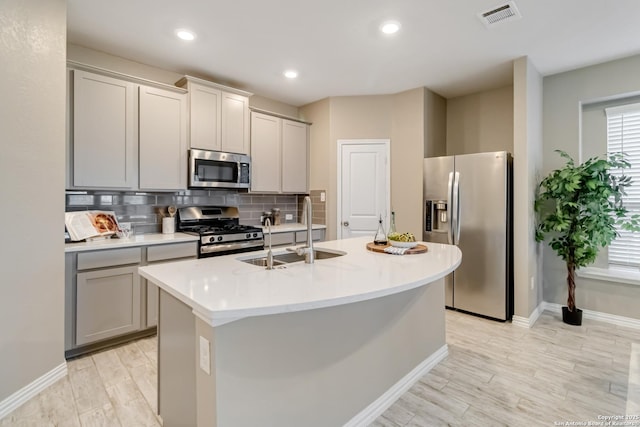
265, 228, 326, 248
264, 231, 295, 248
144, 241, 197, 328
65, 241, 197, 358
76, 265, 141, 346
295, 229, 325, 244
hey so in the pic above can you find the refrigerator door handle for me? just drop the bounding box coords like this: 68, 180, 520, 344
447, 172, 454, 244
453, 172, 461, 245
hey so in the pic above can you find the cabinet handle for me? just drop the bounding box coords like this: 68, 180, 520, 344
342, 221, 349, 227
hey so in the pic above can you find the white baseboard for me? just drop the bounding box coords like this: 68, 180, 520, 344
512, 301, 544, 328
345, 344, 449, 427
542, 302, 640, 330
0, 362, 67, 420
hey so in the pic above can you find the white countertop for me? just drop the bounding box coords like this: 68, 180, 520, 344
138, 236, 462, 326
64, 232, 199, 253
260, 223, 326, 233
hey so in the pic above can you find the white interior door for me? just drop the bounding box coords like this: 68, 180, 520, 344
338, 140, 390, 239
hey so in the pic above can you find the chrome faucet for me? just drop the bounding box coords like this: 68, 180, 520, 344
293, 196, 315, 264
264, 218, 274, 270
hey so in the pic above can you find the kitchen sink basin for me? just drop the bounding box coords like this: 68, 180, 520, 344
242, 258, 287, 267
239, 248, 346, 267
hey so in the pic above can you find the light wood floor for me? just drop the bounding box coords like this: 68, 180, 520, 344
2, 310, 639, 426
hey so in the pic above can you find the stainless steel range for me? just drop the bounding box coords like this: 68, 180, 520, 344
177, 206, 264, 258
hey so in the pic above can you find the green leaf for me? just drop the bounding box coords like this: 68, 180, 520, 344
534, 150, 639, 269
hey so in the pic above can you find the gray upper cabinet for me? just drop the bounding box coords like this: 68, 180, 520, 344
177, 76, 252, 155
221, 91, 250, 155
68, 66, 188, 191
250, 111, 309, 193
72, 69, 136, 189
281, 119, 309, 193
187, 82, 221, 151
250, 112, 281, 192
139, 85, 188, 190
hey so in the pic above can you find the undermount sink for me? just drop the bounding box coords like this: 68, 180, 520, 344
239, 248, 346, 267
242, 258, 287, 267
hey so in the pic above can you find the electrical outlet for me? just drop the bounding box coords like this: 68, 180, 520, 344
285, 213, 293, 221
320, 192, 326, 202
199, 336, 211, 375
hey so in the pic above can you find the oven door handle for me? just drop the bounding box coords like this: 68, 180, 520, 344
200, 240, 264, 254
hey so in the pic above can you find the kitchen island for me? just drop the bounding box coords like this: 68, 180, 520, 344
138, 236, 461, 427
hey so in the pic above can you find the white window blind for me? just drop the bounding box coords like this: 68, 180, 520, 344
606, 103, 640, 267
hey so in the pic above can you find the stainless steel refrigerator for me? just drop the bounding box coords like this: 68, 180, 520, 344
423, 151, 513, 321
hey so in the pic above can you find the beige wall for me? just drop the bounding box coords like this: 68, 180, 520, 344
391, 88, 426, 238
0, 0, 66, 403
303, 95, 393, 240
446, 85, 514, 155
329, 95, 392, 240
249, 95, 299, 118
513, 57, 544, 318
424, 90, 447, 158
542, 54, 640, 319
301, 91, 435, 240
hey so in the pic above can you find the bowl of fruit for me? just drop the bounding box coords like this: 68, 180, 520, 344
387, 232, 418, 248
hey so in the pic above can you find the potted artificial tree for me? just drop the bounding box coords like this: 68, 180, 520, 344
535, 150, 639, 325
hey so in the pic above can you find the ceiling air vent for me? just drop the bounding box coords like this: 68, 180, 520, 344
478, 1, 522, 28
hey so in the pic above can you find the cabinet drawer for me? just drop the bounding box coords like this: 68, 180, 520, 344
147, 242, 197, 262
77, 247, 142, 270
265, 232, 295, 247
295, 229, 325, 243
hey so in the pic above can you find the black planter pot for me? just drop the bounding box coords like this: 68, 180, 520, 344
562, 306, 583, 326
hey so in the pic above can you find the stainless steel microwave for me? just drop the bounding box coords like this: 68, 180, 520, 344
189, 149, 251, 189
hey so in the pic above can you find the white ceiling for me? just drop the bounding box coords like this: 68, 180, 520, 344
67, 0, 640, 107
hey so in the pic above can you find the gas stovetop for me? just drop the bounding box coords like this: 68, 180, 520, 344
177, 206, 264, 258
180, 223, 262, 236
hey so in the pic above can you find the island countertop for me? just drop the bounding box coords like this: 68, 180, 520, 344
138, 236, 461, 326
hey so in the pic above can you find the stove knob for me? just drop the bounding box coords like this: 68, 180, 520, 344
245, 233, 251, 238
252, 233, 257, 238
217, 236, 223, 242
209, 237, 215, 243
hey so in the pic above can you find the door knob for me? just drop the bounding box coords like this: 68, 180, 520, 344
342, 221, 349, 227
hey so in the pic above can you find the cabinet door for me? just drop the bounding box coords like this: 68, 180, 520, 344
250, 112, 281, 192
189, 83, 221, 151
265, 232, 295, 248
295, 229, 325, 244
221, 92, 250, 155
281, 120, 309, 193
73, 70, 136, 188
145, 242, 197, 327
139, 86, 187, 190
146, 281, 159, 328
76, 265, 141, 346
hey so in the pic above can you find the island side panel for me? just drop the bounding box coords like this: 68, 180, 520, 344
158, 289, 198, 426
207, 279, 446, 427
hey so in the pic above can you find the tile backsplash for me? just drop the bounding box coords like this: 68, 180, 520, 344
297, 190, 327, 225
65, 190, 302, 234
237, 194, 298, 226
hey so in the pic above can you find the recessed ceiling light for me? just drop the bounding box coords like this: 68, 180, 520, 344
176, 29, 196, 41
380, 21, 401, 35
284, 70, 298, 79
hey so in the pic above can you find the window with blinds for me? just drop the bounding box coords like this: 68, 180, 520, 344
606, 103, 640, 267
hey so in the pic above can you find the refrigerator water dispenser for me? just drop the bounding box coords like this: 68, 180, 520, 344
425, 199, 447, 232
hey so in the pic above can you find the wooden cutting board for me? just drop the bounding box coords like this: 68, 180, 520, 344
366, 242, 428, 254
